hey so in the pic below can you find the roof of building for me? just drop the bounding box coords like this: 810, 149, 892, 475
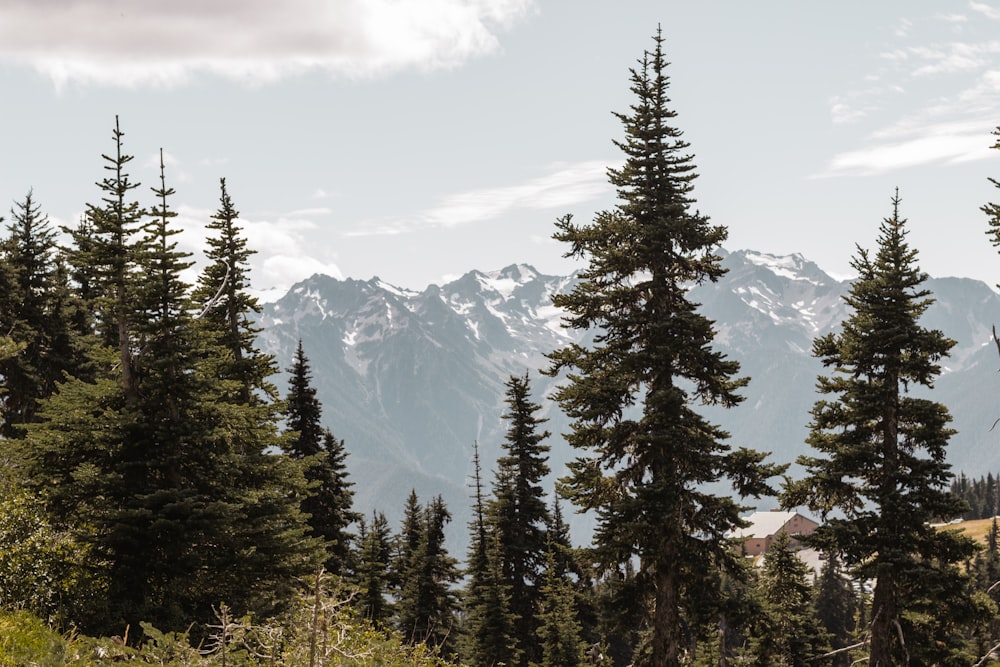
730, 510, 817, 540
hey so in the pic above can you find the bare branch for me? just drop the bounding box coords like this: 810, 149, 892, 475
974, 640, 1000, 667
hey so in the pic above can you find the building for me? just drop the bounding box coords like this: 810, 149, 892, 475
731, 509, 819, 557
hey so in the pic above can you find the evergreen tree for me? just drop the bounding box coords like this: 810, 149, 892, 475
461, 442, 518, 667
749, 532, 828, 667
282, 339, 358, 574
546, 28, 783, 667
284, 340, 325, 457
19, 134, 323, 637
0, 190, 83, 436
783, 193, 982, 666
354, 511, 394, 626
535, 541, 587, 667
396, 494, 460, 652
812, 554, 857, 667
83, 115, 145, 398
192, 177, 273, 405
487, 371, 552, 666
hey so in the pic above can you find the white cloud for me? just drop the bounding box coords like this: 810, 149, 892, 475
347, 160, 614, 237
907, 41, 1000, 76
970, 1, 1000, 20
815, 120, 994, 177
936, 13, 969, 23
171, 203, 341, 297
0, 0, 537, 89
830, 98, 868, 125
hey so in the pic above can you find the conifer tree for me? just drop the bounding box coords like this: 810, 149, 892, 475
193, 177, 274, 405
487, 371, 552, 665
461, 442, 518, 667
282, 339, 358, 573
535, 541, 587, 667
749, 532, 828, 666
813, 553, 857, 667
396, 494, 460, 651
0, 190, 83, 436
354, 511, 394, 626
546, 28, 783, 667
20, 134, 323, 637
83, 116, 145, 399
783, 193, 982, 666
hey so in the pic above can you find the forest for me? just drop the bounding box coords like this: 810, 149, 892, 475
3, 27, 1000, 667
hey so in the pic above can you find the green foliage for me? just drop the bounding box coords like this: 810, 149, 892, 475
748, 533, 828, 666
282, 340, 359, 575
0, 586, 466, 667
0, 484, 98, 624
486, 372, 552, 666
395, 494, 460, 652
353, 511, 394, 626
460, 441, 519, 667
0, 189, 85, 437
533, 543, 587, 667
0, 611, 74, 667
783, 193, 982, 665
546, 27, 784, 667
812, 554, 858, 667
10, 121, 323, 639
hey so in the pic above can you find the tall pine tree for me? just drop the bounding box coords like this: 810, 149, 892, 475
19, 129, 323, 637
0, 190, 84, 437
487, 371, 552, 666
749, 532, 829, 666
396, 494, 460, 652
282, 339, 358, 574
546, 28, 782, 667
460, 441, 518, 667
783, 193, 982, 666
354, 511, 394, 626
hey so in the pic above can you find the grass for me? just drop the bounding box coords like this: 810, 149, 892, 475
940, 517, 997, 545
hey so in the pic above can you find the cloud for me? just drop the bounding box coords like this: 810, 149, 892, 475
172, 203, 341, 298
893, 18, 913, 38
906, 41, 1000, 76
0, 0, 536, 89
347, 160, 614, 237
970, 1, 1000, 20
815, 119, 995, 177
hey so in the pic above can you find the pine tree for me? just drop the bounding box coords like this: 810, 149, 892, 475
84, 115, 145, 399
487, 371, 552, 666
354, 511, 394, 626
0, 190, 84, 436
535, 541, 587, 667
749, 532, 828, 667
783, 193, 982, 666
546, 28, 783, 667
461, 442, 518, 667
193, 177, 273, 405
396, 494, 460, 651
282, 339, 358, 574
812, 554, 857, 667
284, 340, 325, 458
19, 134, 323, 637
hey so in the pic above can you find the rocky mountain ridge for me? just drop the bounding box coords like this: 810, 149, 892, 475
257, 249, 1000, 540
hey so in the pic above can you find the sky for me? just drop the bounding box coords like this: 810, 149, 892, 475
2, 1, 1000, 300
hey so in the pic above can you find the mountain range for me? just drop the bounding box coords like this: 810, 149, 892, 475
256, 249, 1000, 545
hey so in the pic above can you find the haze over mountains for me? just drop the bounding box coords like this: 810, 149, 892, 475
257, 249, 1000, 541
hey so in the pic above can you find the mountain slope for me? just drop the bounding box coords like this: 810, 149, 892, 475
257, 250, 1000, 542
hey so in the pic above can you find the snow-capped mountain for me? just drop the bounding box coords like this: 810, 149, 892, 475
257, 250, 1000, 541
